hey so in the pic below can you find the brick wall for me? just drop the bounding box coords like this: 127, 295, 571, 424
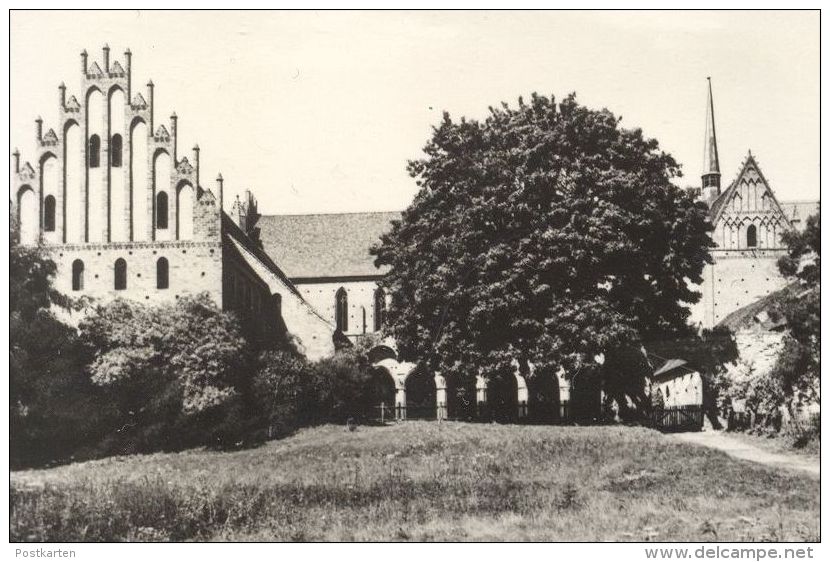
49, 240, 223, 309
295, 279, 386, 338
689, 249, 788, 328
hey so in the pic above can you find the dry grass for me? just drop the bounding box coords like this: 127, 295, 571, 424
11, 422, 820, 542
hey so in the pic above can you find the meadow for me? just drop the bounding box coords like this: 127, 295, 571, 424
10, 422, 820, 542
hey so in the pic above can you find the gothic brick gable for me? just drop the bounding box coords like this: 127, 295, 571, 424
708, 152, 792, 251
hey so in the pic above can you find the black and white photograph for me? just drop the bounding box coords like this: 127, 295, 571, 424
6, 7, 821, 549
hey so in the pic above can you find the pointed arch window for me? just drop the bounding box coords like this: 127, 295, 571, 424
114, 258, 127, 290
374, 287, 386, 332
44, 195, 56, 232
746, 224, 757, 248
88, 134, 101, 168
156, 191, 169, 230
71, 259, 84, 291
335, 287, 349, 332
110, 134, 123, 167
156, 257, 169, 289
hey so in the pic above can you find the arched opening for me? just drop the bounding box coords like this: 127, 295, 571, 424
40, 154, 59, 239
87, 88, 105, 242
130, 120, 149, 241
335, 287, 348, 332
108, 87, 128, 241
446, 373, 478, 421
71, 259, 84, 291
570, 369, 603, 422
487, 371, 519, 423
176, 182, 194, 240
43, 195, 56, 232
746, 224, 757, 248
370, 367, 396, 421
156, 257, 169, 289
110, 134, 123, 168
65, 121, 83, 243
153, 150, 171, 239
367, 345, 397, 364
16, 186, 38, 245
527, 370, 560, 423
373, 287, 386, 332
88, 134, 101, 168
405, 369, 436, 420
114, 258, 127, 291
156, 191, 169, 230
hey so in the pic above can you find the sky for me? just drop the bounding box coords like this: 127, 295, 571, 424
10, 10, 820, 215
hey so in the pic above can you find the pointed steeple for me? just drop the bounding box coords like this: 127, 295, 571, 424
702, 77, 721, 195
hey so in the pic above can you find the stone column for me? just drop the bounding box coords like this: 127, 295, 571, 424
557, 368, 571, 421
435, 373, 447, 420
476, 374, 488, 419
516, 373, 529, 420
395, 380, 406, 421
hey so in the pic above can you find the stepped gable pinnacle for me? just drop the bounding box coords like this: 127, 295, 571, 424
20, 162, 36, 179
110, 60, 126, 76
154, 124, 170, 142
42, 128, 59, 146
177, 156, 194, 174
64, 95, 81, 112
131, 92, 148, 109
87, 61, 104, 77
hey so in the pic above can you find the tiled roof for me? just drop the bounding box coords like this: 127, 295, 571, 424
653, 358, 690, 378
257, 212, 401, 279
779, 200, 820, 230
716, 282, 799, 332
222, 213, 303, 300
707, 187, 730, 220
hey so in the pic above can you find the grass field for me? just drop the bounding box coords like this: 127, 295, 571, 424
10, 422, 820, 542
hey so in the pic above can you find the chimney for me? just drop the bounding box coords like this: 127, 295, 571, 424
103, 44, 110, 73
216, 173, 224, 210
12, 148, 20, 174
35, 116, 43, 143
59, 82, 66, 110
81, 49, 88, 75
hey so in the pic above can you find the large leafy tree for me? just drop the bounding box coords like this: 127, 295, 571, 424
10, 238, 110, 467
372, 94, 713, 391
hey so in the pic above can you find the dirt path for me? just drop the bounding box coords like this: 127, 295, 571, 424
672, 431, 819, 478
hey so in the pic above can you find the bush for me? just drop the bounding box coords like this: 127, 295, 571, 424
303, 352, 375, 424
78, 294, 253, 455
253, 347, 379, 431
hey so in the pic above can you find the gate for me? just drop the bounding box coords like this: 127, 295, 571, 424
652, 405, 704, 432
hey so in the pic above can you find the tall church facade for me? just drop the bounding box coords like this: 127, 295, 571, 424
689, 80, 819, 328
11, 46, 335, 359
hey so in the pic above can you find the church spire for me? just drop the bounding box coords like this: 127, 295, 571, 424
702, 77, 721, 195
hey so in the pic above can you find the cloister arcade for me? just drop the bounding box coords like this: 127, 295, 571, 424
370, 351, 586, 423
